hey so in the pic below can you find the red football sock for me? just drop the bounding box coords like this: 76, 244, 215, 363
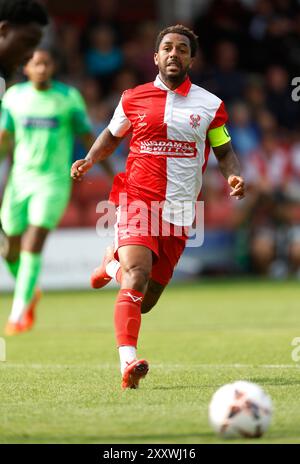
114, 288, 144, 347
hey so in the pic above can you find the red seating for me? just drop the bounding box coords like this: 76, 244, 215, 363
72, 175, 111, 203
59, 176, 112, 228
59, 199, 81, 228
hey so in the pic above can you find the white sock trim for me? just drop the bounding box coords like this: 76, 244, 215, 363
118, 345, 137, 374
9, 297, 27, 323
106, 260, 121, 279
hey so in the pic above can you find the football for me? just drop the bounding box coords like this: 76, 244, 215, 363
209, 381, 273, 438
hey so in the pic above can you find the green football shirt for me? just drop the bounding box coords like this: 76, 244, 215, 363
0, 80, 91, 183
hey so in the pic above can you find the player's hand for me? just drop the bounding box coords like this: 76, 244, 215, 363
228, 175, 245, 200
71, 159, 93, 181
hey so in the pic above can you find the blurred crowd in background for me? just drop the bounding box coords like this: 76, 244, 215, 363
1, 0, 300, 278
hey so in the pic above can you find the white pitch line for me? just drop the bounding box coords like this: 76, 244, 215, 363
0, 363, 299, 369
154, 363, 300, 369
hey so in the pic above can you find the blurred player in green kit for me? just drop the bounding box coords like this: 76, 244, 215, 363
0, 47, 96, 335
0, 0, 49, 259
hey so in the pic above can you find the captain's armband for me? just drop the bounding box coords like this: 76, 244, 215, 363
208, 124, 231, 148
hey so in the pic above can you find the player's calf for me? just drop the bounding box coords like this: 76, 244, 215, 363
121, 266, 151, 293
0, 232, 20, 261
118, 245, 152, 293
141, 279, 166, 313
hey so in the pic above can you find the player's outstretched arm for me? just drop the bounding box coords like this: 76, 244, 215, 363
71, 128, 123, 181
213, 141, 245, 200
79, 132, 115, 181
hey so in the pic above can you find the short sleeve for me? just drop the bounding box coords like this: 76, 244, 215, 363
69, 88, 92, 135
208, 101, 229, 130
108, 94, 132, 137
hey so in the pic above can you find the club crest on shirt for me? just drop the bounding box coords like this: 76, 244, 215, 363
137, 112, 147, 127
190, 114, 201, 129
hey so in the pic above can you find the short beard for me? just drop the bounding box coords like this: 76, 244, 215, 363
160, 66, 188, 86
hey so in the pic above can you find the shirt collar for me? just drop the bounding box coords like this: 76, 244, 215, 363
154, 74, 192, 97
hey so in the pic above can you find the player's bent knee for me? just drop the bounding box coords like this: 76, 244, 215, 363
22, 226, 49, 253
122, 266, 151, 290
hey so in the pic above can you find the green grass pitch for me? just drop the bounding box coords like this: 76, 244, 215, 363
0, 279, 300, 444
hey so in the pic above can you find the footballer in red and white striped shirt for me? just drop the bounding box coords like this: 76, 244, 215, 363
71, 24, 245, 389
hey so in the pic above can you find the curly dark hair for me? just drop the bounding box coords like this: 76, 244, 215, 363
0, 0, 48, 26
155, 24, 199, 58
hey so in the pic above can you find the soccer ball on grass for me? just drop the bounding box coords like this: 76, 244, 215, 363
209, 381, 272, 438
